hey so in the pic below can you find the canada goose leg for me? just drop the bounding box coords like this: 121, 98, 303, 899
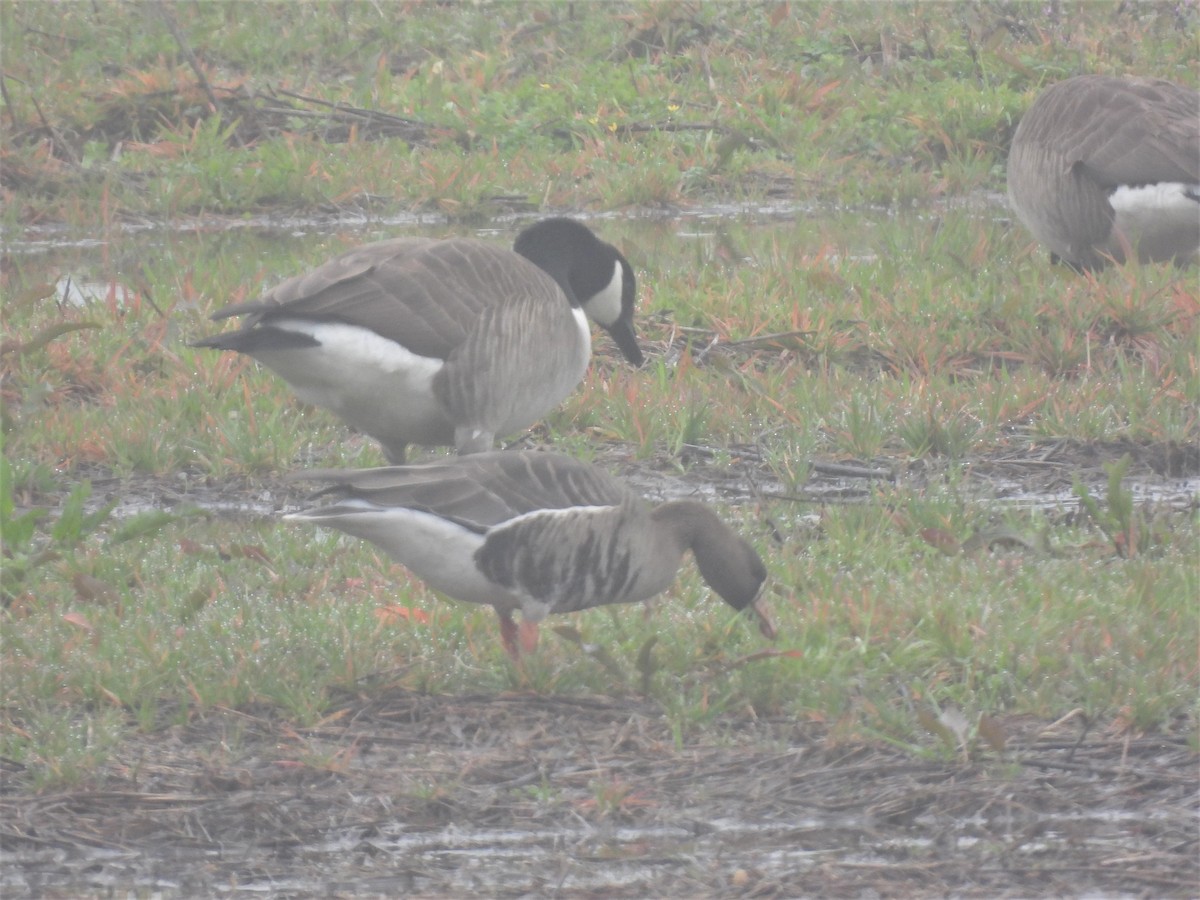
497, 610, 522, 659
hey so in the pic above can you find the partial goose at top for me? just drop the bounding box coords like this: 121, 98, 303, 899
1007, 74, 1200, 271
285, 450, 776, 658
191, 218, 644, 462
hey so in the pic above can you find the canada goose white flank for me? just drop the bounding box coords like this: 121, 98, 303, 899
286, 450, 776, 657
1007, 74, 1199, 270
192, 218, 644, 462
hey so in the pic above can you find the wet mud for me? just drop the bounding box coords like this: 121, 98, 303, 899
2, 689, 1195, 898
31, 435, 1200, 523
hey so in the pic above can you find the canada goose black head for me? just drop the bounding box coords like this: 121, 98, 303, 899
1007, 74, 1199, 271
190, 220, 644, 462
514, 217, 644, 366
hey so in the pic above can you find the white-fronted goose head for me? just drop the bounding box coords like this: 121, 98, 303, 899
191, 218, 643, 462
286, 450, 775, 657
1007, 74, 1199, 271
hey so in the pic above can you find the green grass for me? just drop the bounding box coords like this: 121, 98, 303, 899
3, 461, 1195, 789
3, 1, 1196, 224
2, 1, 1198, 789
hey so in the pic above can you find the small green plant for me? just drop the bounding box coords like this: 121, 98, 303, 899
832, 395, 888, 459
1073, 454, 1159, 558
0, 442, 114, 604
897, 403, 977, 459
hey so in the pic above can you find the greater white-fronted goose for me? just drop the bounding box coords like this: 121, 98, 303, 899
192, 219, 644, 462
1007, 74, 1199, 271
286, 450, 776, 657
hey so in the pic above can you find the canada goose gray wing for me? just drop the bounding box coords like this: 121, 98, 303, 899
202, 238, 541, 361
1053, 77, 1199, 189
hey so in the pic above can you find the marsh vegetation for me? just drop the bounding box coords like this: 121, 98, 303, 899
2, 2, 1197, 895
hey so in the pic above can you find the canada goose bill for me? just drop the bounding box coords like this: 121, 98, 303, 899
285, 450, 776, 658
1007, 74, 1200, 271
191, 218, 644, 463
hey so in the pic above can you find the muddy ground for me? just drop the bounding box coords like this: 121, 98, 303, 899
28, 433, 1200, 521
2, 440, 1198, 897
2, 689, 1196, 898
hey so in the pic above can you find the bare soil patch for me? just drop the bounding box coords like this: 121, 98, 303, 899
2, 688, 1196, 898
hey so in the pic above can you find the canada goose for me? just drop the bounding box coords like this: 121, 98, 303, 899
191, 219, 644, 462
1007, 74, 1200, 271
286, 450, 776, 657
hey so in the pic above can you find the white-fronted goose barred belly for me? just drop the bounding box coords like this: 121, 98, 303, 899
286, 450, 776, 657
191, 219, 644, 462
1007, 74, 1200, 271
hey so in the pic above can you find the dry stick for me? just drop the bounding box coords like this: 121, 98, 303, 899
155, 2, 246, 149
615, 121, 725, 136
811, 461, 893, 480
25, 90, 80, 166
270, 88, 428, 129
721, 329, 819, 349
0, 73, 18, 130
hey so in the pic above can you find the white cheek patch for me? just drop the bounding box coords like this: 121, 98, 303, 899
581, 261, 625, 327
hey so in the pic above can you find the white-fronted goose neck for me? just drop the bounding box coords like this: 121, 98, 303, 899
1007, 74, 1199, 271
286, 450, 775, 657
191, 219, 644, 462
